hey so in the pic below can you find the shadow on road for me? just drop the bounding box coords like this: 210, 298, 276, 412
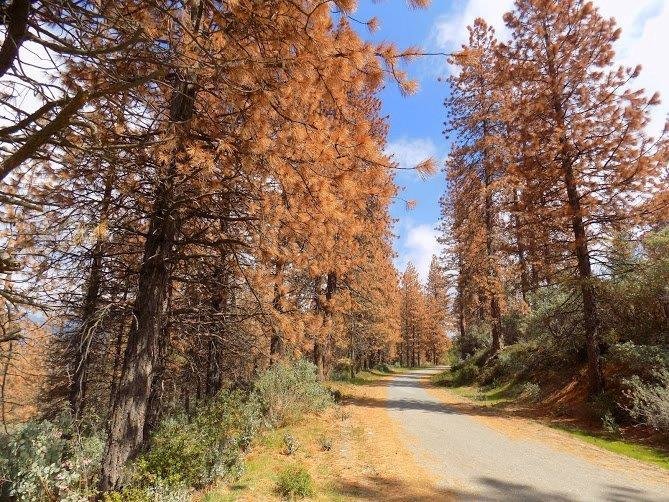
342, 373, 517, 420
335, 474, 655, 501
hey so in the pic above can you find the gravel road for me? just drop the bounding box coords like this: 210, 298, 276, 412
386, 367, 669, 501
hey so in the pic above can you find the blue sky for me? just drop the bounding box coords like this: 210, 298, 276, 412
349, 0, 669, 282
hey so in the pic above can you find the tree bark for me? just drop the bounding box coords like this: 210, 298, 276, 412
512, 190, 530, 303
100, 75, 195, 490
0, 0, 30, 78
68, 172, 113, 420
482, 120, 502, 356
99, 173, 176, 490
544, 31, 603, 394
269, 261, 284, 364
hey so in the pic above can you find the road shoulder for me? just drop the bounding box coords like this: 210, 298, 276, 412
423, 374, 669, 489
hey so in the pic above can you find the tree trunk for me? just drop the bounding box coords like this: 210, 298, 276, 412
512, 190, 530, 303
544, 32, 603, 394
99, 174, 176, 490
68, 172, 113, 420
564, 160, 603, 393
269, 261, 284, 364
207, 228, 230, 395
313, 341, 325, 380
482, 137, 502, 356
100, 75, 195, 490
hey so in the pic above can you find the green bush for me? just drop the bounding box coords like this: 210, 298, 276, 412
253, 360, 333, 427
434, 356, 481, 387
518, 382, 541, 402
136, 391, 255, 489
102, 481, 190, 502
454, 322, 491, 359
373, 363, 392, 373
624, 370, 669, 433
318, 436, 332, 451
330, 358, 354, 381
0, 413, 104, 501
1, 360, 335, 500
282, 434, 300, 455
606, 342, 669, 378
275, 464, 315, 499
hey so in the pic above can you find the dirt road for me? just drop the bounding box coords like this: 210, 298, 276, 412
386, 367, 669, 501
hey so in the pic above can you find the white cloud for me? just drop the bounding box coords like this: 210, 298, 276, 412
431, 0, 668, 135
385, 137, 437, 171
432, 0, 513, 54
396, 223, 440, 283
597, 0, 669, 134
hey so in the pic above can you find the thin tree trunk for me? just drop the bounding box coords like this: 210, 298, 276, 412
563, 160, 603, 393
69, 172, 113, 420
512, 190, 530, 303
482, 120, 502, 356
269, 261, 284, 364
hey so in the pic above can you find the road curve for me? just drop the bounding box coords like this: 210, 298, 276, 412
386, 367, 669, 501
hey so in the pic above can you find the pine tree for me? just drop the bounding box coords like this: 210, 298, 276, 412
501, 0, 669, 392
444, 19, 508, 356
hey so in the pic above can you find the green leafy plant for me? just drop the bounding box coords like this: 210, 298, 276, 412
253, 360, 333, 427
136, 391, 255, 489
0, 413, 104, 501
282, 434, 300, 455
601, 411, 621, 436
318, 436, 332, 451
624, 370, 669, 433
275, 464, 315, 499
519, 382, 541, 403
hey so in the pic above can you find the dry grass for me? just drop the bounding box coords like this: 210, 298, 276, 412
198, 370, 449, 501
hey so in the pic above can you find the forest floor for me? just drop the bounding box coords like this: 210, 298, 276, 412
198, 368, 447, 501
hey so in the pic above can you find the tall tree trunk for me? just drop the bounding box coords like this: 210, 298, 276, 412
207, 212, 231, 394
512, 190, 530, 303
100, 173, 177, 491
563, 160, 602, 393
100, 76, 195, 490
69, 172, 113, 420
484, 187, 502, 355
349, 323, 355, 379
143, 286, 173, 443
269, 261, 284, 364
545, 32, 603, 394
313, 272, 336, 380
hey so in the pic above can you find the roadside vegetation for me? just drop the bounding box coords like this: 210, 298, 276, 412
439, 0, 669, 472
434, 230, 669, 467
0, 361, 332, 500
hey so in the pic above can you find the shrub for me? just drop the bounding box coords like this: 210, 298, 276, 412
275, 464, 315, 499
373, 363, 392, 374
518, 382, 541, 403
318, 436, 332, 451
136, 390, 255, 489
606, 342, 669, 378
253, 360, 333, 427
0, 413, 104, 501
455, 323, 491, 359
624, 370, 669, 433
102, 481, 190, 502
282, 434, 299, 455
330, 358, 354, 381
439, 360, 479, 387
601, 411, 620, 436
